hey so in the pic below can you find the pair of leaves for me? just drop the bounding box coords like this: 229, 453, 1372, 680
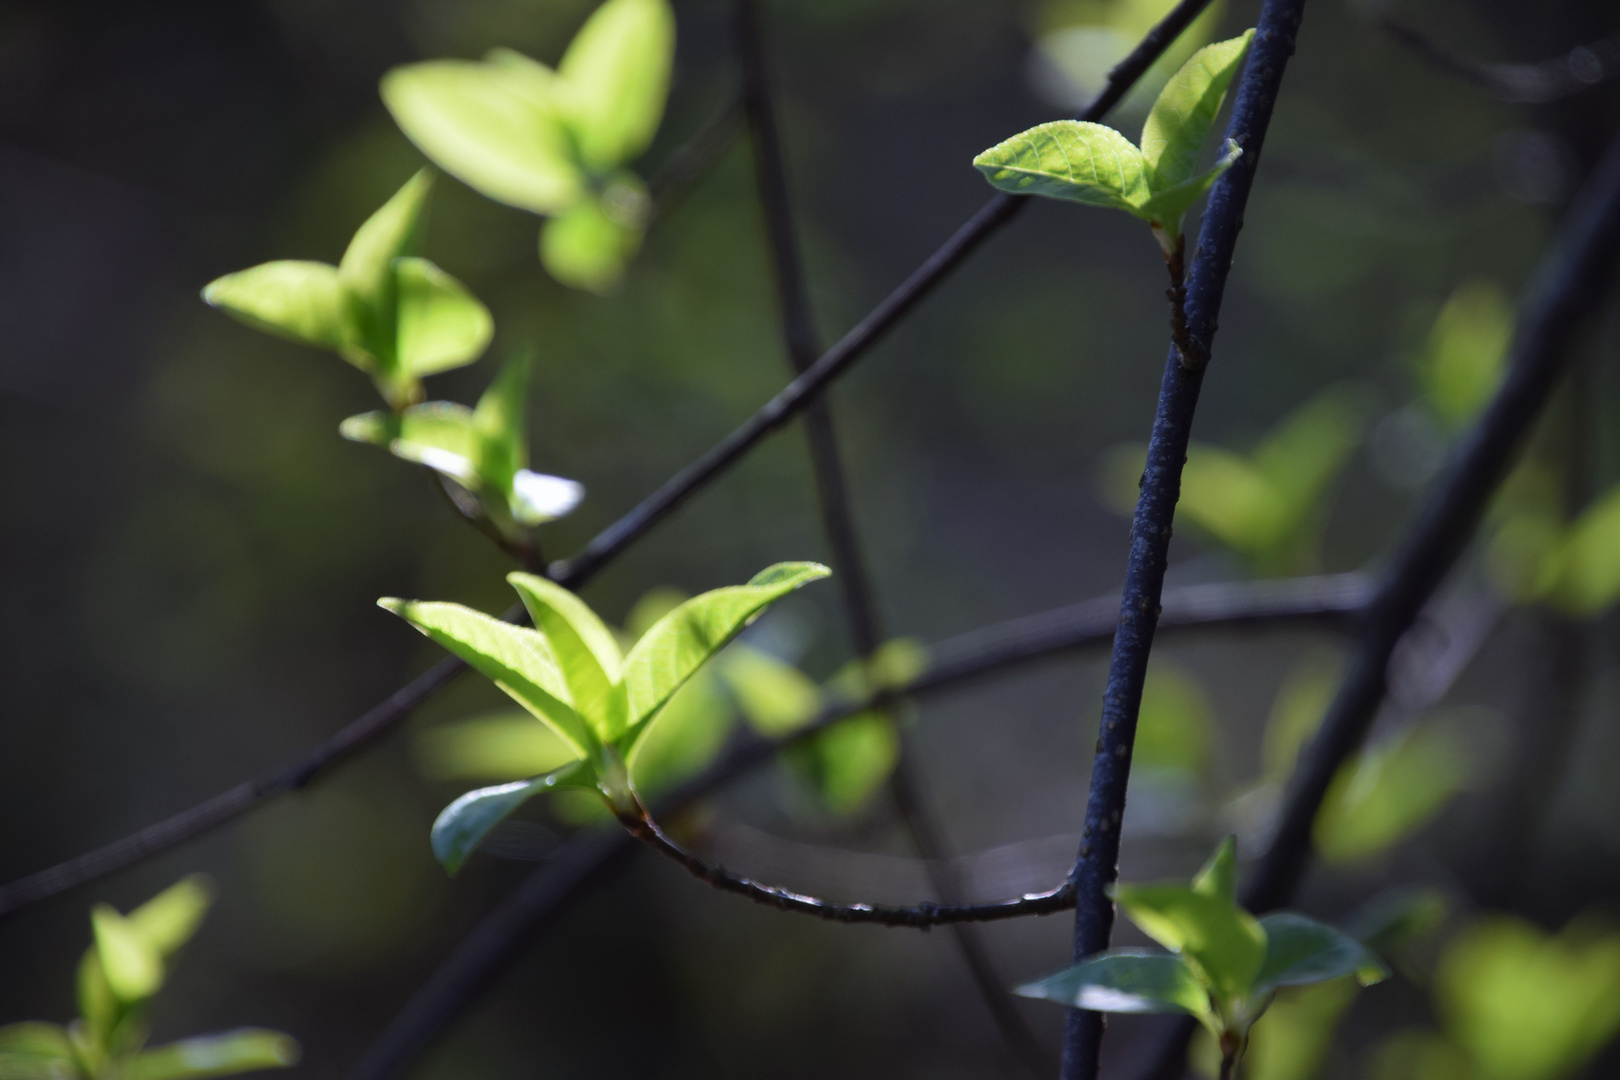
383, 562, 830, 872
341, 352, 583, 534
203, 171, 492, 408
382, 0, 674, 292
0, 879, 299, 1080
975, 30, 1254, 245
1017, 839, 1386, 1040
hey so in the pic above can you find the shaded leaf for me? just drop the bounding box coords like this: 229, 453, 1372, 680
1419, 280, 1513, 430
201, 262, 353, 352
619, 562, 830, 751
539, 184, 647, 294
90, 906, 162, 1004
381, 58, 582, 215
507, 573, 626, 740
378, 599, 594, 755
1218, 978, 1358, 1080
128, 1030, 299, 1080
720, 644, 821, 737
1543, 483, 1620, 617
788, 710, 899, 816
973, 120, 1149, 210
127, 876, 212, 959
413, 710, 581, 781
1111, 883, 1267, 1003
1016, 949, 1214, 1027
1140, 30, 1253, 192
557, 0, 676, 170
392, 257, 493, 378
431, 768, 589, 874
627, 670, 735, 795
1253, 913, 1388, 997
1191, 836, 1237, 905
1136, 663, 1215, 775
1314, 721, 1470, 863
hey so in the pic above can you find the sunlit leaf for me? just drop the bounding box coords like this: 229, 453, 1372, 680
1016, 949, 1215, 1028
340, 404, 480, 484
557, 0, 676, 171
378, 599, 594, 756
627, 669, 735, 794
507, 573, 626, 740
973, 120, 1150, 210
1134, 138, 1240, 230
1542, 483, 1620, 617
619, 562, 831, 752
90, 906, 163, 1004
431, 767, 589, 874
720, 644, 821, 737
510, 471, 585, 524
789, 710, 899, 815
1252, 913, 1388, 996
539, 183, 647, 294
339, 170, 433, 328
392, 257, 493, 378
1111, 883, 1267, 1004
1191, 836, 1237, 905
1436, 914, 1620, 1080
472, 353, 530, 494
201, 262, 353, 353
127, 876, 213, 959
1140, 31, 1253, 193
1314, 721, 1470, 863
413, 710, 581, 781
381, 58, 582, 215
1419, 280, 1513, 430
127, 1029, 299, 1080
75, 951, 115, 1045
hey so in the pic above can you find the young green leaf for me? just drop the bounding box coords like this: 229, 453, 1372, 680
392, 257, 494, 378
414, 710, 582, 782
539, 186, 647, 295
626, 670, 735, 795
557, 0, 676, 171
1111, 883, 1267, 1004
1140, 30, 1253, 193
619, 562, 831, 750
973, 120, 1150, 210
1314, 720, 1471, 863
127, 1029, 300, 1080
507, 573, 626, 740
76, 951, 116, 1047
1134, 137, 1241, 230
720, 644, 821, 737
341, 404, 481, 483
788, 710, 899, 816
1543, 484, 1620, 617
1016, 950, 1216, 1029
1192, 835, 1238, 905
126, 875, 213, 959
90, 906, 163, 1004
378, 599, 595, 756
472, 352, 531, 493
200, 262, 353, 351
0, 1022, 75, 1079
1419, 280, 1513, 431
381, 58, 582, 215
1252, 913, 1388, 997
430, 769, 589, 874
339, 169, 433, 326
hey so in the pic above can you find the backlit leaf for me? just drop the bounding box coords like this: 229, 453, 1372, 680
539, 185, 647, 294
413, 710, 581, 781
392, 257, 493, 378
127, 876, 213, 958
1419, 280, 1513, 430
1134, 138, 1240, 228
1252, 912, 1388, 997
1111, 883, 1267, 1003
627, 670, 735, 795
90, 906, 163, 1004
128, 1029, 299, 1080
201, 262, 353, 352
339, 170, 433, 325
720, 644, 821, 737
557, 0, 676, 171
1314, 721, 1470, 863
472, 353, 531, 493
381, 58, 582, 215
507, 573, 626, 740
973, 120, 1149, 210
341, 404, 481, 484
378, 599, 594, 756
1140, 30, 1253, 192
789, 710, 899, 815
1543, 483, 1620, 617
1016, 950, 1214, 1029
619, 562, 830, 751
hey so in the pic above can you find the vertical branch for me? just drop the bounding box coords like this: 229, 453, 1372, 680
733, 2, 1053, 1074
1061, 4, 1309, 1079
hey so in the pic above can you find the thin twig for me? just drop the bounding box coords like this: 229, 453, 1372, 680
426, 470, 545, 573
648, 95, 745, 218
0, 0, 1224, 923
1131, 126, 1620, 1080
1061, 3, 1309, 1078
1381, 17, 1620, 105
344, 572, 1369, 1080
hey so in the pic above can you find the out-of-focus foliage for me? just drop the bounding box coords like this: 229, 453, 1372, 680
976, 31, 1253, 249
1030, 0, 1227, 121
203, 171, 492, 408
1134, 661, 1215, 777
342, 352, 583, 538
1416, 280, 1514, 432
383, 0, 674, 292
0, 878, 297, 1080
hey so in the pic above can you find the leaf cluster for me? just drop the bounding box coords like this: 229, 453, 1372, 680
0, 878, 297, 1080
382, 0, 675, 293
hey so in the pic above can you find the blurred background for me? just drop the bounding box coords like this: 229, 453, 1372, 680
3, 0, 1620, 1077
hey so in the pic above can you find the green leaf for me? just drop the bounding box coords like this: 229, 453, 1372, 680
339, 170, 433, 325
341, 404, 480, 484
1543, 483, 1620, 617
431, 769, 587, 874
789, 710, 899, 815
539, 180, 648, 294
201, 262, 354, 352
413, 710, 582, 781
392, 257, 494, 378
381, 58, 582, 215
1134, 138, 1241, 229
1314, 720, 1471, 863
626, 669, 735, 795
619, 562, 831, 751
557, 0, 676, 171
76, 951, 116, 1045
1227, 977, 1358, 1080
127, 1030, 299, 1080
1419, 280, 1513, 430
1135, 664, 1215, 775
378, 599, 595, 756
0, 1023, 77, 1080
719, 644, 821, 737
973, 120, 1149, 211
1364, 1030, 1474, 1080
127, 876, 213, 958
472, 353, 531, 494
90, 906, 163, 1004
1111, 883, 1267, 1005
1016, 949, 1215, 1028
1192, 836, 1238, 905
507, 573, 626, 740
1140, 30, 1253, 193
1253, 913, 1388, 997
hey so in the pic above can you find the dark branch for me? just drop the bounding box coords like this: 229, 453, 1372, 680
1061, 2, 1309, 1077
648, 95, 745, 217
1382, 17, 1620, 104
343, 572, 1367, 1080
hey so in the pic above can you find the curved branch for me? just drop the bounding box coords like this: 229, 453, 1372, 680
1382, 17, 1620, 105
